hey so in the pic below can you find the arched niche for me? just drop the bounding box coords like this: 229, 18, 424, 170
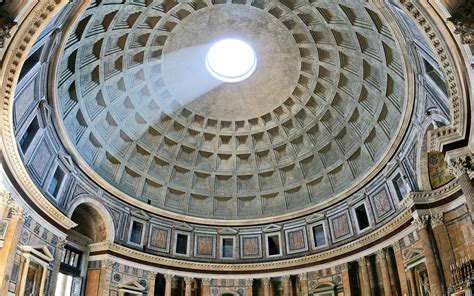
67, 197, 115, 243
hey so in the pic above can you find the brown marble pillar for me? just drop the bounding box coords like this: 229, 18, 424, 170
377, 249, 393, 296
386, 250, 398, 295
298, 273, 308, 296
164, 274, 175, 296
281, 275, 291, 296
201, 278, 211, 296
392, 241, 409, 296
245, 278, 253, 296
341, 263, 352, 296
262, 278, 271, 296
407, 268, 417, 296
147, 272, 157, 296
367, 257, 377, 295
0, 202, 27, 296
430, 213, 454, 291
358, 257, 371, 296
185, 277, 193, 296
412, 216, 443, 296
47, 238, 68, 295
98, 259, 113, 296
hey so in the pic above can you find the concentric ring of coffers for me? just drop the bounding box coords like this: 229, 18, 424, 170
55, 0, 408, 219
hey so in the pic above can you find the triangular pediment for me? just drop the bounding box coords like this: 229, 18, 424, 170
174, 222, 193, 231
306, 213, 325, 223
218, 227, 239, 235
59, 153, 74, 172
130, 209, 150, 221
263, 224, 282, 232
118, 280, 145, 291
21, 245, 54, 262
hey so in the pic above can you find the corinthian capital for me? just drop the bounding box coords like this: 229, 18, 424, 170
430, 213, 444, 228
448, 155, 473, 177
358, 256, 367, 266
376, 249, 386, 260
298, 273, 307, 281
262, 278, 271, 286
412, 215, 430, 230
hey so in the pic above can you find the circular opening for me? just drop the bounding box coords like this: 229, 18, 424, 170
206, 39, 257, 83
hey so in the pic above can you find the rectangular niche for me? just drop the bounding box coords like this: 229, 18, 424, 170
128, 219, 145, 247
221, 237, 235, 259
353, 202, 372, 233
310, 223, 328, 249
174, 232, 190, 256
265, 233, 282, 257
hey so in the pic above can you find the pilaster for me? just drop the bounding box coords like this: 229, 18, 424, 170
376, 249, 393, 296
262, 278, 271, 296
201, 278, 211, 296
341, 263, 352, 296
358, 257, 371, 296
164, 274, 175, 296
392, 241, 409, 296
281, 275, 291, 296
298, 273, 308, 296
412, 216, 443, 295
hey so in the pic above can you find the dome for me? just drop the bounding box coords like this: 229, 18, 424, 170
55, 0, 409, 220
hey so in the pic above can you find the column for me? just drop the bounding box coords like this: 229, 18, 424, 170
147, 272, 157, 296
244, 278, 253, 296
412, 216, 443, 295
47, 238, 68, 295
367, 257, 377, 295
184, 277, 193, 296
430, 213, 454, 291
392, 241, 409, 296
98, 259, 113, 296
385, 249, 398, 294
281, 275, 291, 296
0, 201, 27, 296
358, 257, 371, 296
407, 268, 417, 296
262, 278, 271, 296
376, 249, 393, 296
164, 274, 174, 296
201, 278, 211, 296
298, 273, 308, 296
341, 263, 352, 296
17, 256, 31, 296
448, 155, 473, 213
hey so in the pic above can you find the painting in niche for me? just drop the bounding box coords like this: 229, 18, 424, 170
242, 236, 259, 257
428, 151, 454, 189
372, 188, 393, 218
332, 213, 351, 239
288, 229, 306, 251
196, 235, 214, 256
149, 226, 168, 250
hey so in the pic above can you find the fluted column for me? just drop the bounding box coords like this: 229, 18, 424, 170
341, 263, 352, 296
47, 238, 68, 295
184, 277, 193, 296
358, 257, 371, 296
377, 249, 393, 296
412, 216, 443, 295
392, 241, 409, 296
245, 278, 253, 296
430, 213, 454, 291
367, 257, 377, 295
298, 273, 308, 296
408, 268, 417, 296
281, 275, 291, 296
201, 278, 211, 296
262, 278, 271, 296
164, 274, 175, 296
147, 272, 157, 296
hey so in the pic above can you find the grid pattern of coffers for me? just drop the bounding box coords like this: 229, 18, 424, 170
57, 0, 407, 219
